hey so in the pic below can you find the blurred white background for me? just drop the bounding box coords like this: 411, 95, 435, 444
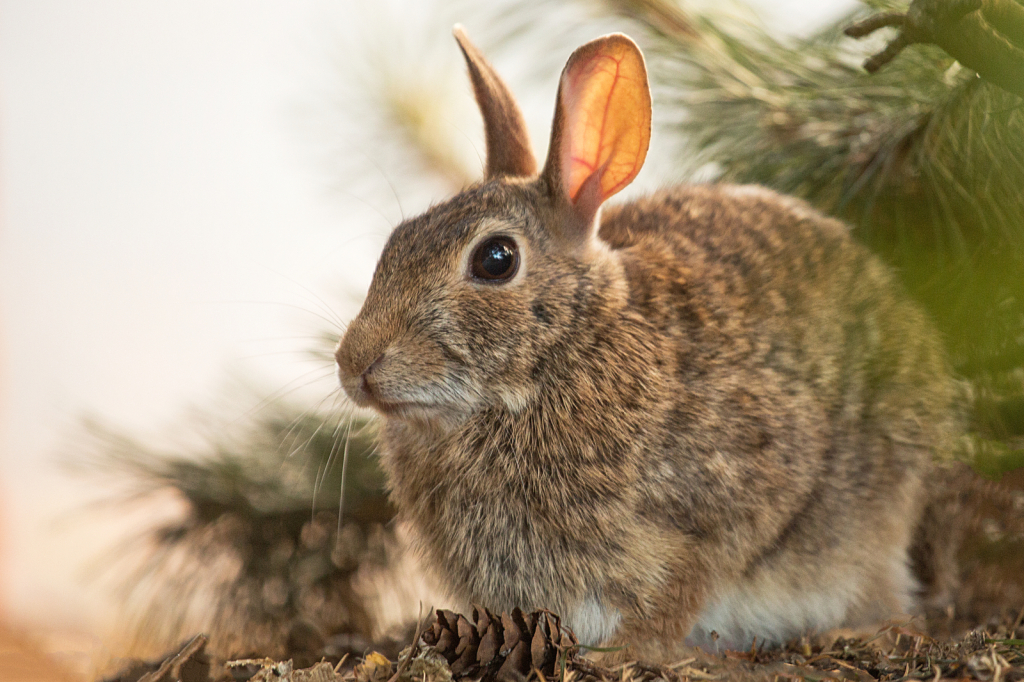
0, 0, 856, 671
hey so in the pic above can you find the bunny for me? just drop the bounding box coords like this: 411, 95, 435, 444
335, 26, 961, 660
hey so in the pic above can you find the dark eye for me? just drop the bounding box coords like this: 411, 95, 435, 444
469, 236, 519, 282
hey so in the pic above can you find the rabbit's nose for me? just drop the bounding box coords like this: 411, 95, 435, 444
359, 353, 385, 399
334, 318, 386, 399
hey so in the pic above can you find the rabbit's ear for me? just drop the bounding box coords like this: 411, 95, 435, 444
454, 25, 537, 179
542, 34, 651, 242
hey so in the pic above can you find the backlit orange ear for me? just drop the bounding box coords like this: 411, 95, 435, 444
542, 34, 651, 227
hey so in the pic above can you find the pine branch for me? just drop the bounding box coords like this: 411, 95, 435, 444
602, 0, 701, 42
847, 0, 1024, 98
73, 400, 396, 659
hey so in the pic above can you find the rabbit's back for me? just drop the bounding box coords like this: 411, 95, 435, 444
599, 184, 959, 648
601, 183, 953, 431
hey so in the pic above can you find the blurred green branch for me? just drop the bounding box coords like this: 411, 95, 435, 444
847, 0, 1024, 98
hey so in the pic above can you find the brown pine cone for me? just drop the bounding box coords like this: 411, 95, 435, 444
421, 607, 578, 680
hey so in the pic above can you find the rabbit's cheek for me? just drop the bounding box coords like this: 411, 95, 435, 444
371, 352, 442, 402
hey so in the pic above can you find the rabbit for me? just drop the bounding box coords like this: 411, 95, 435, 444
334, 26, 962, 660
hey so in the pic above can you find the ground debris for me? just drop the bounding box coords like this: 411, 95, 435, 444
98, 608, 1024, 682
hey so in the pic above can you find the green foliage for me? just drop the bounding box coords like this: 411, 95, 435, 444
77, 405, 393, 657
80, 404, 387, 523
963, 433, 1024, 480
628, 2, 1024, 371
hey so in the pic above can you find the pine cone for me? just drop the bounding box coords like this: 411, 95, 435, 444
421, 607, 578, 680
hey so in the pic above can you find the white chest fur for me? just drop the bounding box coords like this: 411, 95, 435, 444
686, 580, 860, 650
566, 596, 623, 647
565, 553, 915, 651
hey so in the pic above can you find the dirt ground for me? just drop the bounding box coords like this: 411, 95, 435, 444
91, 607, 1024, 682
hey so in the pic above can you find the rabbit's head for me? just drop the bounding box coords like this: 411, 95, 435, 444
335, 28, 651, 426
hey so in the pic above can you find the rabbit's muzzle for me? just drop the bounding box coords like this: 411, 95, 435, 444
336, 316, 461, 420
336, 344, 406, 415
335, 320, 382, 408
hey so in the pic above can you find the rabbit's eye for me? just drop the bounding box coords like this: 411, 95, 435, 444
470, 236, 519, 282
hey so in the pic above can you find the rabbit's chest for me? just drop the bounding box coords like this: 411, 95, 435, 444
385, 424, 645, 607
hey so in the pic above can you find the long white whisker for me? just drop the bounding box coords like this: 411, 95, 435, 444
332, 184, 398, 232
265, 271, 350, 331
286, 413, 330, 462
233, 365, 336, 427
314, 408, 351, 516
233, 349, 336, 362
352, 146, 406, 222
337, 408, 357, 539
230, 299, 350, 334
278, 387, 338, 448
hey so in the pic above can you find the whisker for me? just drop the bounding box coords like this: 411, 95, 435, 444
278, 389, 341, 458
312, 451, 328, 516
337, 408, 357, 538
232, 365, 337, 427
238, 334, 335, 343
228, 299, 350, 335
306, 409, 353, 516
446, 117, 485, 178
352, 417, 377, 439
233, 349, 338, 362
330, 184, 398, 234
351, 146, 407, 222
314, 408, 351, 515
285, 413, 330, 461
263, 270, 350, 331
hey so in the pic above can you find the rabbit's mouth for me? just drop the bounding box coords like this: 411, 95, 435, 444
337, 362, 451, 422
356, 376, 451, 421
337, 340, 472, 422
365, 394, 437, 419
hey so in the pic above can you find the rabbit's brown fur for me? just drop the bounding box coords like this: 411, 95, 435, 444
335, 30, 961, 660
